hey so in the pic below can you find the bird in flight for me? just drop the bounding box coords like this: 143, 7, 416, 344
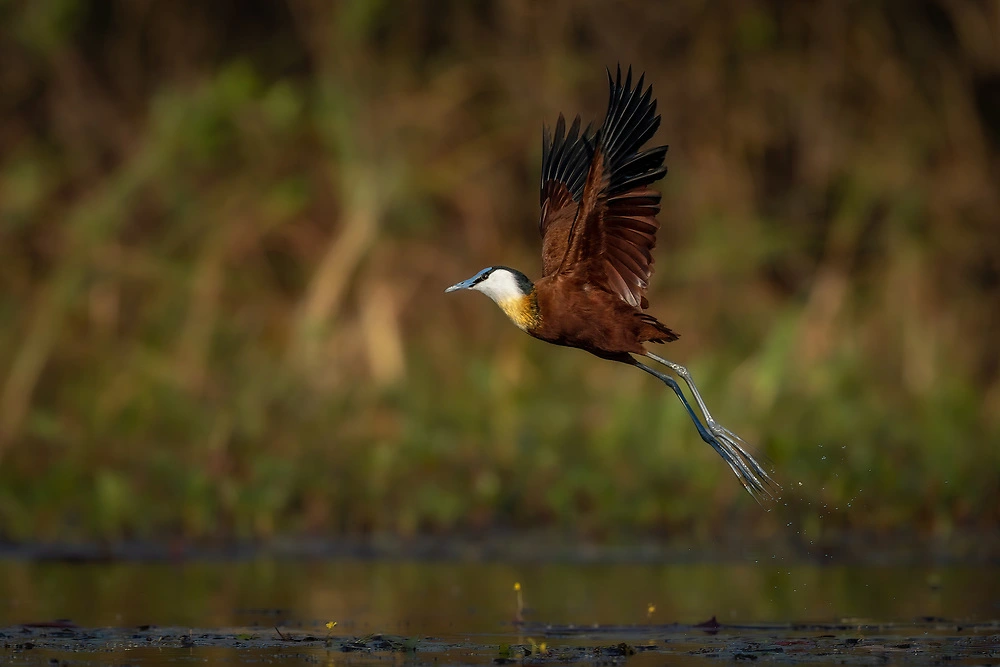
446, 66, 778, 503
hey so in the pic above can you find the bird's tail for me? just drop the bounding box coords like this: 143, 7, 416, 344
637, 313, 679, 344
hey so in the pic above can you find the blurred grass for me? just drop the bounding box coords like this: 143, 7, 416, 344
0, 0, 998, 545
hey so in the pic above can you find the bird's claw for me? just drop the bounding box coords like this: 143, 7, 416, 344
705, 421, 780, 506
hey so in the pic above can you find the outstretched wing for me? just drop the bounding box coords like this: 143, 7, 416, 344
551, 66, 668, 308
538, 114, 594, 277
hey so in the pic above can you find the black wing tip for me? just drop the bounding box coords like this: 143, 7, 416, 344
540, 105, 596, 204
601, 63, 666, 192
608, 63, 648, 93
542, 65, 664, 206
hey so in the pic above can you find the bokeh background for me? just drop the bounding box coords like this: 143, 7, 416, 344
1, 0, 997, 551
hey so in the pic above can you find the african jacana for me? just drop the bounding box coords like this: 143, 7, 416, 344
446, 66, 777, 503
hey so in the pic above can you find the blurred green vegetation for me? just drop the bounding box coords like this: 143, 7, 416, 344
0, 0, 998, 545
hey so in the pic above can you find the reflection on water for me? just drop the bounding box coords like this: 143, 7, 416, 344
1, 559, 997, 633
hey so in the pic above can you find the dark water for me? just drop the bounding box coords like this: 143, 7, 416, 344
1, 558, 998, 664
2, 559, 998, 630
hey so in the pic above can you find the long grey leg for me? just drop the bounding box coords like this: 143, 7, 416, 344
645, 352, 716, 423
642, 352, 779, 502
632, 360, 778, 504
646, 351, 743, 442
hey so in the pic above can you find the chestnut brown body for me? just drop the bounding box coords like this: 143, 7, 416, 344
529, 274, 676, 361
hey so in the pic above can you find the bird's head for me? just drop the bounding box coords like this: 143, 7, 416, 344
445, 266, 538, 331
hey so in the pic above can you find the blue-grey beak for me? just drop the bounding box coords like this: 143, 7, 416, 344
445, 277, 476, 293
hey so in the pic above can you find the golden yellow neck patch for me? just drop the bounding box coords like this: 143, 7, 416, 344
498, 292, 540, 331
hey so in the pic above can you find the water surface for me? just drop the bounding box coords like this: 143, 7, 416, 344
2, 558, 997, 630
1, 557, 997, 665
